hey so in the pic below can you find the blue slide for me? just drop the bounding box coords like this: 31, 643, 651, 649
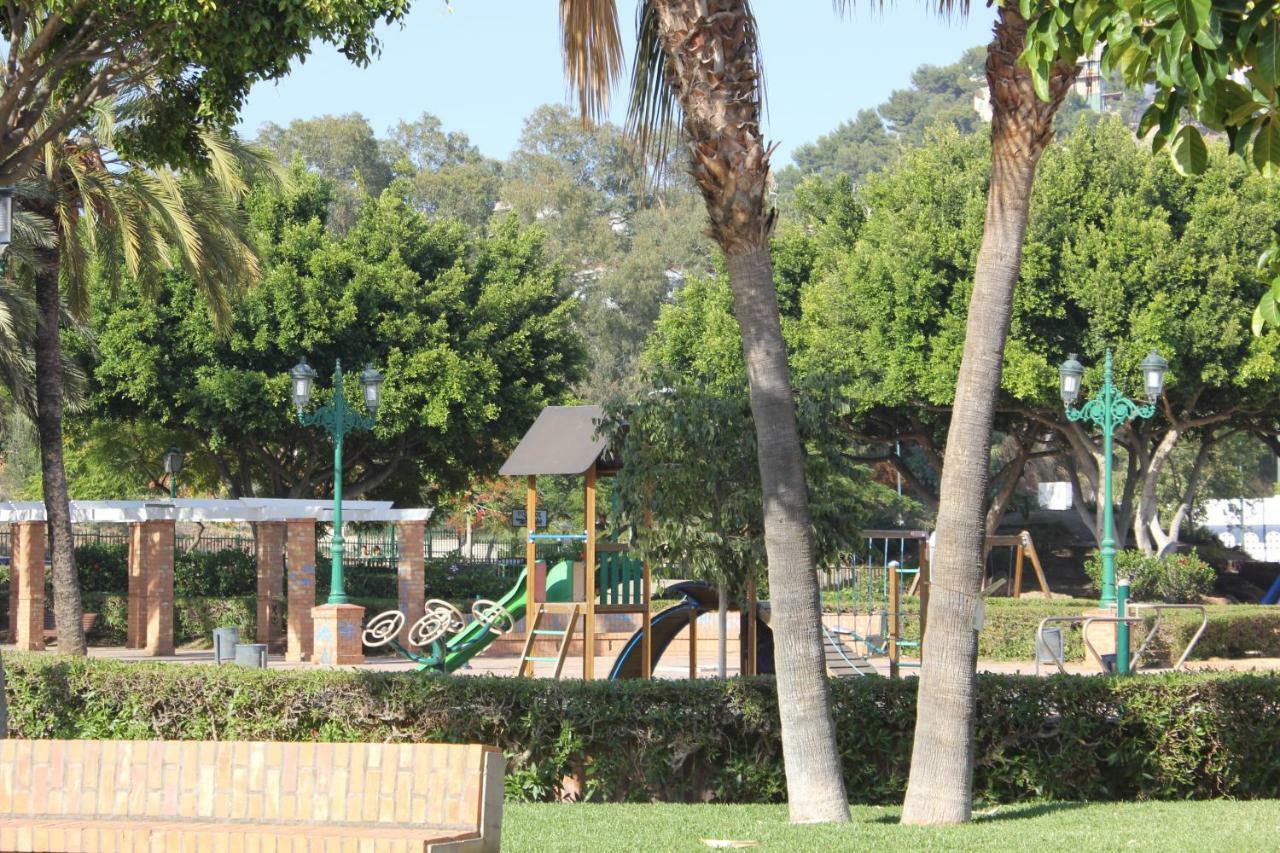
1262, 575, 1280, 605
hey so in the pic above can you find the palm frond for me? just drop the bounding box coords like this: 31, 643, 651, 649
831, 0, 970, 19
624, 0, 679, 172
560, 0, 625, 123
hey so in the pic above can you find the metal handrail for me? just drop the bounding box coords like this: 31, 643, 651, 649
1035, 615, 1143, 674
1128, 603, 1208, 671
1080, 616, 1145, 671
1035, 616, 1087, 675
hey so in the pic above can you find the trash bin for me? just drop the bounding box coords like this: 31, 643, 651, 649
213, 627, 240, 665
234, 642, 268, 669
1100, 653, 1116, 674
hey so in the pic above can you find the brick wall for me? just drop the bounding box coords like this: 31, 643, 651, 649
255, 521, 286, 651
10, 522, 45, 651
396, 520, 426, 646
285, 520, 317, 662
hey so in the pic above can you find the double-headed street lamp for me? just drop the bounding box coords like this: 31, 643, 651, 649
1059, 348, 1168, 610
290, 357, 384, 605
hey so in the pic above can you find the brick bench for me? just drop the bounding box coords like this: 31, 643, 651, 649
0, 739, 503, 852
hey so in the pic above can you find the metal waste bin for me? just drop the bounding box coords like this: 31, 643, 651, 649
213, 627, 240, 665
234, 642, 268, 669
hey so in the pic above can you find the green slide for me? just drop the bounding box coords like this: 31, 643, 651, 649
440, 560, 575, 671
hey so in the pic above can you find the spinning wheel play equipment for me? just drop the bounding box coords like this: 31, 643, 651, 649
363, 595, 517, 673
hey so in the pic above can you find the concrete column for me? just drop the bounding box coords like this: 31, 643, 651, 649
126, 522, 146, 649
142, 520, 175, 656
7, 524, 19, 642
11, 521, 45, 650
396, 520, 426, 646
311, 602, 365, 665
255, 521, 287, 652
285, 519, 316, 662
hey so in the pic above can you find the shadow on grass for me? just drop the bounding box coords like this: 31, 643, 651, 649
868, 801, 1088, 825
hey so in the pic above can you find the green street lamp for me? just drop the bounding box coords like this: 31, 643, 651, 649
162, 446, 184, 499
1062, 348, 1167, 677
290, 357, 383, 605
1059, 348, 1168, 609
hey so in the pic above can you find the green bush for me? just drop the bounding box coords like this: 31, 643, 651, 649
1084, 550, 1215, 603
174, 549, 256, 598
4, 656, 1280, 803
82, 593, 255, 646
75, 543, 128, 593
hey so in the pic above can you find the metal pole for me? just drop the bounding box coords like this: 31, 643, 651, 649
169, 475, 177, 500
1116, 578, 1130, 675
1099, 350, 1117, 608
328, 361, 348, 605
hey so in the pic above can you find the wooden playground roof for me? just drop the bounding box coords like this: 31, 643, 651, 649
499, 405, 618, 476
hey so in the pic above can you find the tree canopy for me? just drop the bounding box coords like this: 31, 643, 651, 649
83, 167, 584, 503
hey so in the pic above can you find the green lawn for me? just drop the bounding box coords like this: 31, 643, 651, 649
502, 801, 1280, 851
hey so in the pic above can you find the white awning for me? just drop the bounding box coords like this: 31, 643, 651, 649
0, 499, 433, 524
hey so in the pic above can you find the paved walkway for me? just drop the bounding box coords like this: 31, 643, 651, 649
7, 643, 1280, 679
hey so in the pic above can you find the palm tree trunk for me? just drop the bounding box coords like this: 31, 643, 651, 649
727, 246, 848, 822
646, 0, 849, 822
901, 9, 1074, 825
34, 257, 86, 655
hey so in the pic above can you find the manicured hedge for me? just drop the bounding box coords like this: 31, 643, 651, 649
4, 655, 1279, 803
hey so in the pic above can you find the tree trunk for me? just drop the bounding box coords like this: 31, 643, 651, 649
647, 0, 849, 823
34, 259, 86, 655
901, 8, 1074, 826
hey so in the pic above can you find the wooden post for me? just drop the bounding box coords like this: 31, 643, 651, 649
583, 465, 597, 680
1012, 541, 1026, 599
888, 559, 900, 679
523, 475, 537, 677
746, 576, 758, 677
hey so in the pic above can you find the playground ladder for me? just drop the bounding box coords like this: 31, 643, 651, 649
821, 625, 878, 677
518, 603, 580, 679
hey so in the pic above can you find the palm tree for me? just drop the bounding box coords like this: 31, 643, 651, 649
17, 97, 263, 654
560, 0, 850, 823
825, 3, 1078, 825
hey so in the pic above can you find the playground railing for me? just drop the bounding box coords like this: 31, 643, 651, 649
1128, 603, 1208, 671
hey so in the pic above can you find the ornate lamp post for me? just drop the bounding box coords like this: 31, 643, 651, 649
290, 358, 383, 604
1059, 349, 1168, 609
162, 446, 184, 499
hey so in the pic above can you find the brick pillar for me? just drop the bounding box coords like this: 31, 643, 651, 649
255, 521, 286, 652
126, 522, 145, 649
142, 520, 175, 656
285, 519, 316, 662
11, 521, 45, 650
311, 603, 366, 665
396, 520, 426, 646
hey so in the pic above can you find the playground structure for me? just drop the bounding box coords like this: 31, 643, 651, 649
824, 529, 1050, 677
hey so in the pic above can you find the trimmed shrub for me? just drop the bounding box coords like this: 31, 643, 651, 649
1084, 550, 1215, 603
76, 543, 128, 593
4, 656, 1279, 803
174, 549, 256, 598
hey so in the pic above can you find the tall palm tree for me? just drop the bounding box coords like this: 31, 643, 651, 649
829, 0, 1079, 824
17, 97, 264, 654
561, 0, 850, 823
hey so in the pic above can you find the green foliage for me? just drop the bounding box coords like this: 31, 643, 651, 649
87, 168, 583, 502
75, 544, 128, 594
6, 657, 1280, 803
173, 550, 257, 599
1083, 551, 1216, 603
81, 594, 255, 645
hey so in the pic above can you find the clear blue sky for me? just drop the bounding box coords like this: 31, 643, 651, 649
237, 1, 996, 166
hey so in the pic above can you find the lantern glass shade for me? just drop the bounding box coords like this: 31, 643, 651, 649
162, 446, 184, 475
1141, 350, 1168, 402
290, 358, 317, 410
1059, 354, 1084, 405
360, 364, 383, 414
0, 187, 13, 250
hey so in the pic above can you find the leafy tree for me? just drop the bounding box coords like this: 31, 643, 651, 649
256, 113, 394, 233
0, 1, 409, 183
796, 121, 1280, 559
385, 114, 504, 229
86, 168, 584, 504
562, 0, 850, 822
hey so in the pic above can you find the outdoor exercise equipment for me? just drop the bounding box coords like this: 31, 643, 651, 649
362, 596, 516, 672
824, 530, 928, 678
498, 405, 654, 680
1033, 603, 1208, 675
